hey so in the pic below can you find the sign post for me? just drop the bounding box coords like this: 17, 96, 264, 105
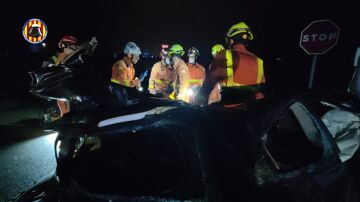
308, 55, 318, 89
299, 19, 340, 89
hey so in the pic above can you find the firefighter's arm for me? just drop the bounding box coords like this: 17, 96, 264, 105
111, 62, 121, 84
148, 63, 158, 94
195, 52, 227, 105
259, 58, 266, 83
168, 81, 176, 100
116, 61, 139, 88
200, 65, 206, 86
198, 64, 222, 99
117, 66, 131, 87
112, 61, 131, 87
130, 78, 140, 88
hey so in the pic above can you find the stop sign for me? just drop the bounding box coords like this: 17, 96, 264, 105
300, 19, 340, 54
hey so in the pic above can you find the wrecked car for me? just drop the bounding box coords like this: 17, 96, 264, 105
14, 40, 358, 202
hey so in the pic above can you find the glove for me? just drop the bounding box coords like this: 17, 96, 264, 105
89, 37, 98, 47
132, 78, 141, 87
149, 89, 156, 95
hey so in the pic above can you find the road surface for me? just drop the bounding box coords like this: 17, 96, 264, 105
0, 127, 56, 202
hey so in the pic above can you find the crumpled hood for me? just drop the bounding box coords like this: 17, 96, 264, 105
28, 65, 114, 103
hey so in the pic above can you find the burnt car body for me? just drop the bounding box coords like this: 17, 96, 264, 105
14, 43, 358, 202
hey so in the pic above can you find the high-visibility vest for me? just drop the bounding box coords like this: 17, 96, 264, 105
187, 63, 205, 87
111, 61, 135, 87
222, 50, 265, 88
148, 61, 175, 93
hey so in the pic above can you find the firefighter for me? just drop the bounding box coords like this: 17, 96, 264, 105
208, 44, 225, 105
42, 35, 80, 68
165, 44, 190, 103
148, 44, 175, 97
111, 42, 142, 88
51, 36, 80, 117
186, 47, 205, 104
52, 35, 80, 66
42, 36, 98, 119
196, 22, 266, 106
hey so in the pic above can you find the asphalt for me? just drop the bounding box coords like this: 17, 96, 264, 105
0, 91, 45, 126
0, 127, 57, 202
0, 91, 57, 202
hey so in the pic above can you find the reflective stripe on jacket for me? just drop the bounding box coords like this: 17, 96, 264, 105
222, 46, 265, 87
187, 63, 206, 88
171, 59, 190, 102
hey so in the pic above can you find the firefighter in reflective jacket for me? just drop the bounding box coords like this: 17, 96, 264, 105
208, 44, 225, 105
166, 44, 190, 102
45, 35, 80, 67
111, 42, 141, 88
196, 22, 266, 106
148, 45, 174, 96
186, 47, 205, 104
54, 36, 80, 117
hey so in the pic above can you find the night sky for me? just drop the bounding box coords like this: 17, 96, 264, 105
0, 0, 359, 94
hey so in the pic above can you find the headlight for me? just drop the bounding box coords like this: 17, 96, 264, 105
55, 135, 84, 162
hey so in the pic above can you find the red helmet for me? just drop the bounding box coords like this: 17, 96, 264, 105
160, 44, 169, 57
58, 35, 79, 48
161, 44, 169, 49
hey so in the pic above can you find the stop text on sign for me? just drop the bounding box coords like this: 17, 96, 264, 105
302, 33, 337, 43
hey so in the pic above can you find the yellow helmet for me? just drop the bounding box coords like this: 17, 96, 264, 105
211, 44, 225, 56
226, 22, 253, 40
168, 44, 185, 56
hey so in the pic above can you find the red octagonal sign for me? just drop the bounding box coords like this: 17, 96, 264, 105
300, 19, 340, 55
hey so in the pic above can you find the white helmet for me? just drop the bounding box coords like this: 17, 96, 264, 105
124, 42, 141, 56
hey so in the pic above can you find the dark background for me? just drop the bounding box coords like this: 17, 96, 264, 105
0, 0, 358, 95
